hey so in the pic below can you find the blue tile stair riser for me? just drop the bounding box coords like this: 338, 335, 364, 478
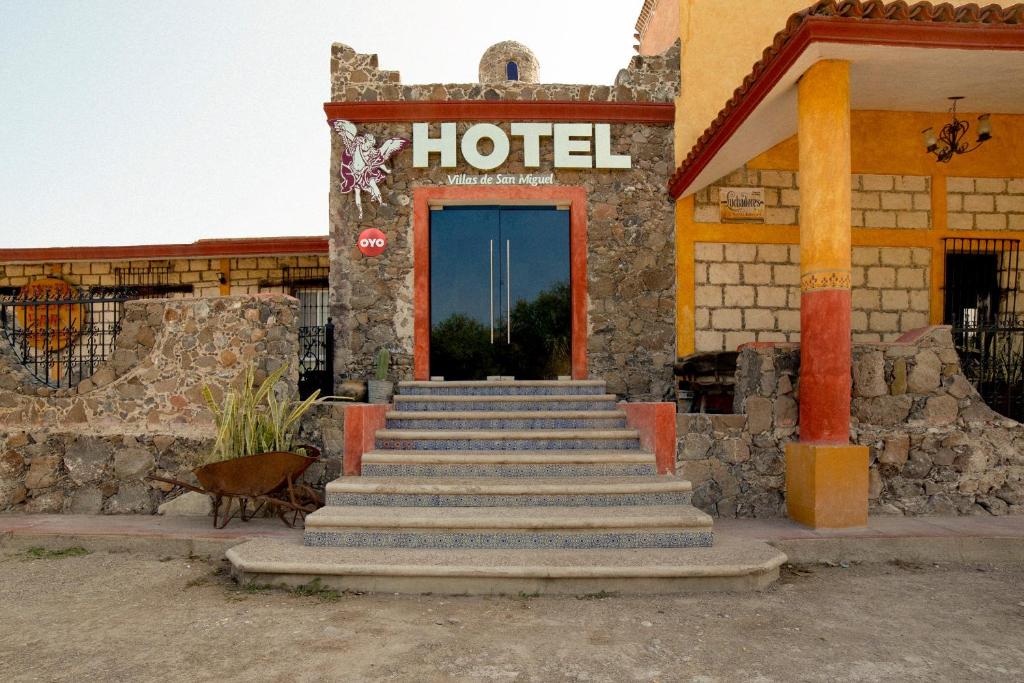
385, 418, 628, 430
303, 530, 714, 550
359, 463, 658, 478
324, 492, 693, 507
395, 400, 619, 411
375, 439, 642, 450
398, 386, 605, 396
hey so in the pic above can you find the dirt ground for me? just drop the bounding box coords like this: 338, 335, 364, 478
0, 547, 1022, 682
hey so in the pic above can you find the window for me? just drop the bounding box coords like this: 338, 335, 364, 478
506, 61, 519, 81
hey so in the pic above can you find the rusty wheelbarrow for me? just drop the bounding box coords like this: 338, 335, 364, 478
148, 446, 323, 528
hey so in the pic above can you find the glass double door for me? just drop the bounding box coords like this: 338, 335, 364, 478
429, 205, 571, 380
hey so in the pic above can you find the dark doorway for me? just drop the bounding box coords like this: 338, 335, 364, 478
429, 205, 571, 380
943, 238, 1024, 421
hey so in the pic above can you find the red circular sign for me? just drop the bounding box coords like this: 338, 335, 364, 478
357, 228, 387, 257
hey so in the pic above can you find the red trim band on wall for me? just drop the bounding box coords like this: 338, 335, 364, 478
0, 237, 329, 263
412, 185, 589, 381
324, 100, 674, 125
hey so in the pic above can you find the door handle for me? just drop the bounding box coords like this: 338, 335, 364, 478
489, 239, 494, 344
506, 239, 511, 344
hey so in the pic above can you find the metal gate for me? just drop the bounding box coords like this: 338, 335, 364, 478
943, 238, 1024, 421
261, 267, 334, 400
0, 287, 133, 389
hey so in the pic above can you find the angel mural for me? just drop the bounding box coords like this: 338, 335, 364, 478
332, 119, 410, 219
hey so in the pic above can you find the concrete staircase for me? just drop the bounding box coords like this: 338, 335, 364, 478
228, 380, 786, 594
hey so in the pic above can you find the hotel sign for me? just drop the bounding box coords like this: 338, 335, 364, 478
719, 187, 765, 223
413, 123, 632, 171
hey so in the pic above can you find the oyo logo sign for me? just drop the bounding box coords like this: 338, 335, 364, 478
357, 228, 387, 256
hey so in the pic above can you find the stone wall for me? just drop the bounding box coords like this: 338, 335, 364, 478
328, 43, 679, 400
0, 254, 329, 299
693, 243, 930, 351
678, 327, 1024, 518
948, 176, 1024, 231
0, 295, 344, 514
693, 168, 932, 229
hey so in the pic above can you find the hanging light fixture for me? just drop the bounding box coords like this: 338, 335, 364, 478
921, 97, 993, 163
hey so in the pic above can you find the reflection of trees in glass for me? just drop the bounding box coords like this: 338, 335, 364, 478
430, 314, 499, 381
430, 281, 571, 380
509, 280, 571, 379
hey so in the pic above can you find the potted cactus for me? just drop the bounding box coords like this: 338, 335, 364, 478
367, 348, 394, 404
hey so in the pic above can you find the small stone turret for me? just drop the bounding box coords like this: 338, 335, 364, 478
478, 41, 539, 83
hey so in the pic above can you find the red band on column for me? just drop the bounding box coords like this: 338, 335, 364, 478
799, 289, 852, 444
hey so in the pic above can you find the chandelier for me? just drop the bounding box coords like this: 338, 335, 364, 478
921, 97, 992, 163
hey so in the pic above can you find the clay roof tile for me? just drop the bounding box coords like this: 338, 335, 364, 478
668, 0, 1024, 197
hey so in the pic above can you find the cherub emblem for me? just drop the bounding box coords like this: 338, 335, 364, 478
332, 119, 410, 218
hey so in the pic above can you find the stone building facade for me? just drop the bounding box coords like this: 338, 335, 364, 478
0, 295, 345, 515
327, 41, 680, 400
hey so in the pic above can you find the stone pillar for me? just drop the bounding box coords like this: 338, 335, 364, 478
784, 60, 869, 528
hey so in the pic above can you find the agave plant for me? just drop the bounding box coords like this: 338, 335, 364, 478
201, 364, 320, 464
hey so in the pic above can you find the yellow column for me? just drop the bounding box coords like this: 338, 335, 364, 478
785, 60, 869, 528
676, 196, 696, 357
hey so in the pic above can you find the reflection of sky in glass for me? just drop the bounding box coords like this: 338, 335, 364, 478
500, 208, 569, 312
430, 208, 499, 327
430, 207, 570, 328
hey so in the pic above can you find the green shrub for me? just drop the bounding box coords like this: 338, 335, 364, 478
201, 364, 320, 464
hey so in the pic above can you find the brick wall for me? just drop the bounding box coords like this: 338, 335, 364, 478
694, 168, 931, 229
693, 243, 930, 351
850, 246, 931, 342
947, 177, 1024, 230
0, 255, 328, 296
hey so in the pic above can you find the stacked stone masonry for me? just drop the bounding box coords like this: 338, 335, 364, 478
694, 168, 932, 229
0, 255, 329, 299
679, 327, 1024, 518
328, 43, 680, 400
947, 177, 1024, 231
693, 243, 930, 351
0, 295, 343, 515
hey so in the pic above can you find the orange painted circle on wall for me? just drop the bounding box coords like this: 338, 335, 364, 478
15, 278, 83, 352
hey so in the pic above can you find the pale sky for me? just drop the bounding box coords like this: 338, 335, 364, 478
0, 0, 643, 249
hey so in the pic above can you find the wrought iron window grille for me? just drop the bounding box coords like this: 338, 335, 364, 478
943, 238, 1023, 421
0, 287, 133, 389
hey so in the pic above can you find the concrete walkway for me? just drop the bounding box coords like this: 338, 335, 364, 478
2, 512, 1022, 565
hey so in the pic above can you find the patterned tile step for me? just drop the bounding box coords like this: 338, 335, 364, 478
303, 504, 713, 549
361, 450, 656, 477
375, 429, 641, 451
324, 476, 691, 507
377, 438, 641, 451
326, 491, 691, 506
360, 462, 657, 478
303, 530, 713, 549
361, 449, 657, 463
385, 411, 627, 430
393, 395, 620, 412
397, 380, 606, 396
307, 503, 710, 527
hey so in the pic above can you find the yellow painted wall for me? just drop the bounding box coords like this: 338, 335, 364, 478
674, 109, 1024, 357
638, 0, 681, 56
750, 111, 1024, 178
676, 0, 812, 164
675, 0, 1015, 165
